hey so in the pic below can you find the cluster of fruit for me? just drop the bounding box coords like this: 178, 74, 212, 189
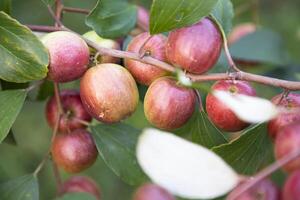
39, 5, 300, 199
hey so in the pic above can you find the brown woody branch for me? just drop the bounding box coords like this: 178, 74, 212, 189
26, 24, 300, 91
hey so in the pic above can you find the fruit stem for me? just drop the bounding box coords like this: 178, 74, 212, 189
33, 115, 61, 177
209, 15, 240, 72
227, 149, 300, 200
138, 35, 153, 58
73, 118, 91, 127
54, 83, 64, 115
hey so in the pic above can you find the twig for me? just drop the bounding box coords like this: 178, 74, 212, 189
227, 149, 300, 200
33, 115, 61, 176
54, 0, 63, 27
47, 5, 64, 28
26, 25, 62, 32
62, 6, 90, 14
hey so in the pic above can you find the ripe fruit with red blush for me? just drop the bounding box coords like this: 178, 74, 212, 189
206, 80, 256, 132
60, 176, 101, 200
228, 23, 256, 45
80, 63, 139, 123
144, 77, 196, 130
125, 32, 169, 85
166, 18, 222, 74
46, 90, 92, 133
51, 129, 98, 173
133, 183, 175, 200
41, 31, 90, 82
283, 170, 300, 200
83, 31, 121, 64
268, 93, 300, 139
227, 179, 280, 200
274, 123, 300, 173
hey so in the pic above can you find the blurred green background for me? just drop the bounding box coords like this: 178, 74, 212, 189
0, 0, 299, 199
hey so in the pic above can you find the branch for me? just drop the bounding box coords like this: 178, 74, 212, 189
228, 149, 300, 200
27, 24, 300, 90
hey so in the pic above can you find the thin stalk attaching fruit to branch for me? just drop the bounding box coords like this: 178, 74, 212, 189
209, 15, 240, 72
54, 83, 64, 115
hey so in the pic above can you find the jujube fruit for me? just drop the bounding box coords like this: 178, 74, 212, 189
144, 77, 196, 130
274, 123, 300, 173
283, 170, 300, 200
268, 93, 300, 139
166, 17, 222, 74
80, 63, 139, 123
60, 176, 101, 200
83, 31, 121, 64
133, 183, 175, 200
51, 129, 98, 173
41, 31, 89, 82
206, 80, 256, 132
46, 90, 92, 133
125, 32, 169, 85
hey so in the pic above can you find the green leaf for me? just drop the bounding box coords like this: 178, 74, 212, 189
0, 174, 39, 200
0, 0, 11, 14
56, 193, 97, 200
211, 0, 234, 35
91, 123, 148, 185
86, 0, 137, 39
213, 124, 273, 175
0, 89, 27, 143
191, 111, 227, 148
91, 123, 148, 186
150, 0, 219, 34
229, 29, 290, 66
0, 12, 49, 83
